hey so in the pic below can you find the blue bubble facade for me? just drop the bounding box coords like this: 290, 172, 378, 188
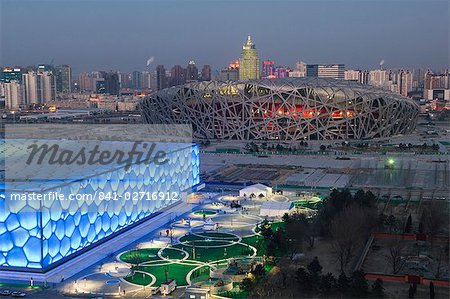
0, 143, 200, 270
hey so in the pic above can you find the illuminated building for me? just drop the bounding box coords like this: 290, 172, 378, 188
239, 36, 260, 80
55, 65, 72, 93
201, 65, 211, 81
141, 78, 419, 140
0, 140, 200, 271
1, 68, 22, 83
262, 60, 275, 78
186, 61, 198, 82
307, 64, 345, 80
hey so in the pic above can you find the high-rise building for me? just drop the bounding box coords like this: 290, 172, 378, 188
239, 36, 260, 80
274, 66, 290, 78
1, 67, 22, 83
344, 70, 370, 84
55, 65, 72, 93
118, 72, 131, 89
22, 71, 38, 104
4, 81, 22, 110
186, 61, 198, 82
105, 72, 120, 95
141, 71, 152, 89
38, 71, 57, 102
262, 60, 275, 78
170, 65, 186, 86
306, 64, 345, 80
79, 72, 94, 92
289, 61, 307, 78
132, 71, 142, 89
399, 70, 413, 97
156, 65, 167, 91
368, 69, 390, 88
201, 65, 211, 81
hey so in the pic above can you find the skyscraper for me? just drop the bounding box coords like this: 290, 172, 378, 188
186, 61, 198, 82
4, 81, 22, 110
201, 65, 211, 81
105, 72, 120, 95
1, 67, 22, 83
22, 71, 38, 104
262, 60, 275, 78
156, 65, 167, 91
239, 36, 260, 80
306, 64, 345, 80
38, 71, 57, 102
132, 71, 142, 89
55, 65, 72, 93
170, 65, 186, 86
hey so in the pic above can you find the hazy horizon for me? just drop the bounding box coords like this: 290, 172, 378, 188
1, 0, 449, 75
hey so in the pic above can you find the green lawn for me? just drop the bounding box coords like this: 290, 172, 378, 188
119, 248, 160, 263
137, 262, 196, 286
160, 248, 186, 259
193, 210, 217, 216
124, 272, 153, 286
173, 243, 253, 262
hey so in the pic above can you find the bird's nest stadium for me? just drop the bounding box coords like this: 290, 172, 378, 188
141, 78, 419, 140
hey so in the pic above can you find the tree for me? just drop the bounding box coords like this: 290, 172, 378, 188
350, 270, 369, 298
404, 214, 412, 233
371, 278, 384, 298
296, 267, 313, 291
337, 272, 349, 294
251, 264, 265, 278
330, 206, 375, 273
127, 249, 142, 279
240, 277, 253, 293
429, 282, 435, 299
319, 272, 336, 294
307, 256, 323, 279
384, 240, 407, 274
421, 202, 448, 245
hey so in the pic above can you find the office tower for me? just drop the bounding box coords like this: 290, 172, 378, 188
118, 72, 131, 89
156, 65, 167, 91
186, 61, 198, 82
201, 65, 211, 81
79, 72, 94, 92
95, 78, 106, 94
22, 71, 38, 104
262, 60, 275, 78
132, 71, 142, 89
105, 72, 120, 95
55, 65, 72, 93
220, 60, 240, 81
4, 81, 22, 110
141, 71, 151, 89
239, 35, 260, 80
399, 70, 413, 97
38, 71, 57, 102
289, 61, 307, 78
306, 64, 345, 79
369, 69, 390, 88
170, 65, 186, 86
344, 70, 361, 81
1, 67, 22, 83
274, 66, 289, 78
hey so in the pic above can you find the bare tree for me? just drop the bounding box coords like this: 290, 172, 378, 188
421, 202, 448, 245
330, 205, 376, 274
384, 240, 407, 274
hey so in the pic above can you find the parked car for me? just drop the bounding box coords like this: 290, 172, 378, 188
0, 289, 12, 296
11, 291, 26, 297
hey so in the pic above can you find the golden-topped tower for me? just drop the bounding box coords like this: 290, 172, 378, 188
239, 35, 260, 80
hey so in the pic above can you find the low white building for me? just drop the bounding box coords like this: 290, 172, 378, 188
259, 201, 293, 218
239, 183, 272, 198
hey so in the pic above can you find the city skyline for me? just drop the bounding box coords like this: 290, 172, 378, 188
1, 0, 449, 74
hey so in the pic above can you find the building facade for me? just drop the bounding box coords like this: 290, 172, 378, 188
239, 36, 260, 80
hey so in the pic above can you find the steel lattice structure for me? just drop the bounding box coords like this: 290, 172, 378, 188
141, 78, 419, 140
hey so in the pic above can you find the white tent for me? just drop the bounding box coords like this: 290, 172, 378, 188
239, 183, 272, 198
259, 201, 293, 217
203, 218, 217, 231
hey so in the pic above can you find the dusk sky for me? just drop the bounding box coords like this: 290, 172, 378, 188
1, 0, 449, 75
